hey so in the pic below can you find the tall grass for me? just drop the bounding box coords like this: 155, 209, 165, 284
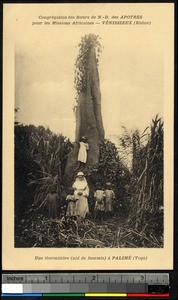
15, 124, 72, 215
15, 116, 163, 248
28, 125, 72, 205
119, 116, 163, 243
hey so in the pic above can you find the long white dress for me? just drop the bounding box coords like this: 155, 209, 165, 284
78, 142, 89, 163
72, 178, 89, 218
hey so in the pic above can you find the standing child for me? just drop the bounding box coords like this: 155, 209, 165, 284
46, 188, 59, 219
66, 187, 78, 220
105, 182, 116, 219
94, 184, 106, 222
78, 136, 89, 170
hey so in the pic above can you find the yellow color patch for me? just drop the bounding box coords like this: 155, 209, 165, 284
85, 293, 127, 297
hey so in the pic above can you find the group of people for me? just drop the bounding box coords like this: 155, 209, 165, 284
66, 172, 115, 222
65, 172, 89, 220
46, 172, 115, 223
45, 135, 115, 222
94, 181, 115, 221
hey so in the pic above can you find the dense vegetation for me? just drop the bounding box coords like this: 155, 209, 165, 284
74, 34, 102, 105
15, 115, 163, 248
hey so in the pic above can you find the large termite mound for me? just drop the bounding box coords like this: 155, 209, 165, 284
64, 34, 105, 185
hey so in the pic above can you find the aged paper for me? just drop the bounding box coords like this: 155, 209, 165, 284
3, 3, 174, 270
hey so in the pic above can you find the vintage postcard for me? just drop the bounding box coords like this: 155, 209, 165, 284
2, 3, 174, 270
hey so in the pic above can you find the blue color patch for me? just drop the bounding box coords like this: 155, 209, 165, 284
2, 293, 42, 297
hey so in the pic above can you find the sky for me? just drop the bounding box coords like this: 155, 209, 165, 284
15, 5, 164, 143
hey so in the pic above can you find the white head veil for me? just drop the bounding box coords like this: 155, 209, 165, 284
73, 172, 88, 190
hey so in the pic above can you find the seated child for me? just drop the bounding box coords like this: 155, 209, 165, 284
94, 184, 106, 222
105, 182, 116, 219
66, 187, 78, 220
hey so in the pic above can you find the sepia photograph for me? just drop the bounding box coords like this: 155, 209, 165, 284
3, 3, 174, 269
15, 32, 164, 249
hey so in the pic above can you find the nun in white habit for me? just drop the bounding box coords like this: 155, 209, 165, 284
72, 172, 89, 218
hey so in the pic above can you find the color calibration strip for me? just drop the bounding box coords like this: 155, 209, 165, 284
2, 274, 170, 297
2, 293, 170, 297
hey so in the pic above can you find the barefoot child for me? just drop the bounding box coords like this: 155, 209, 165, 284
46, 188, 59, 219
94, 184, 106, 222
78, 136, 89, 170
66, 187, 78, 220
105, 182, 116, 219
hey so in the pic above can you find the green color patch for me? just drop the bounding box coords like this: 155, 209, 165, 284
43, 293, 85, 297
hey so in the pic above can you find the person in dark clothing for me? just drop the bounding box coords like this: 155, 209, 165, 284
46, 189, 59, 219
